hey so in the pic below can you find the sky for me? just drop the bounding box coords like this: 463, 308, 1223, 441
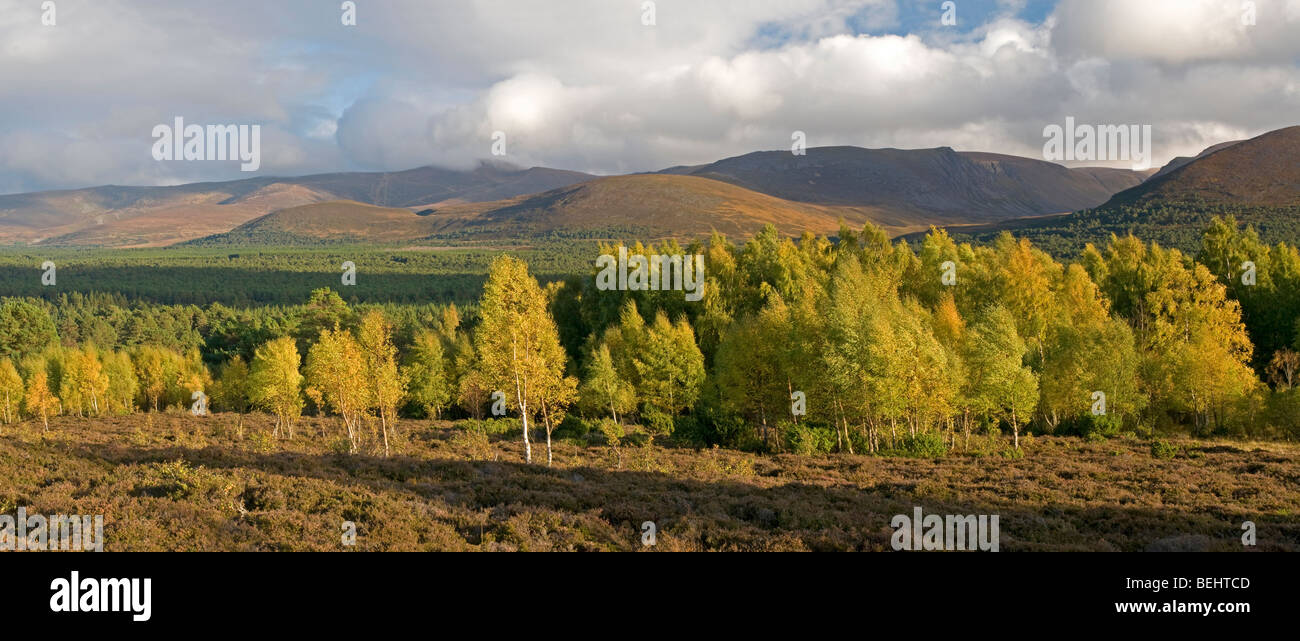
0, 0, 1298, 194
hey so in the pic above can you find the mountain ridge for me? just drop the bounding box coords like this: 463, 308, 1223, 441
0, 143, 1170, 247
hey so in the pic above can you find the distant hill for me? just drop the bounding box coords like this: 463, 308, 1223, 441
206, 200, 435, 245
198, 175, 889, 245
1103, 126, 1300, 208
1, 144, 1159, 248
0, 162, 595, 247
282, 163, 595, 208
662, 146, 1149, 223
1146, 140, 1243, 182
925, 126, 1300, 256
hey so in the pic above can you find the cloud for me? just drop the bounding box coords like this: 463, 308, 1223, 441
1049, 0, 1300, 64
0, 0, 1297, 192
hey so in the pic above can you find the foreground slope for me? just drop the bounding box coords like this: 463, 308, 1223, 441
6, 414, 1297, 551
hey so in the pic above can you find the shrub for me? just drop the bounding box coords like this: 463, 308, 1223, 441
155, 459, 201, 501
460, 417, 520, 437
641, 406, 675, 439
888, 431, 948, 458
247, 429, 275, 453
708, 412, 756, 450
782, 421, 835, 456
667, 414, 709, 447
553, 414, 591, 441
596, 418, 625, 468
1151, 439, 1179, 459
1074, 413, 1123, 439
451, 425, 492, 460
327, 436, 353, 455
239, 482, 285, 511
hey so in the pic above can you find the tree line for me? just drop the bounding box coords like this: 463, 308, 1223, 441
1, 216, 1298, 461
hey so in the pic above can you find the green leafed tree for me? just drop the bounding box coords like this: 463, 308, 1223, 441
474, 256, 570, 464
403, 329, 452, 420
212, 355, 252, 435
0, 300, 57, 364
102, 351, 139, 416
356, 311, 405, 457
304, 328, 368, 452
249, 337, 304, 440
634, 311, 706, 438
24, 368, 58, 432
580, 343, 635, 424
964, 305, 1038, 449
0, 358, 23, 424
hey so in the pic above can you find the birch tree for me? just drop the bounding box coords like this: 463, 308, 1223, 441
357, 311, 404, 457
579, 343, 634, 424
964, 305, 1038, 449
24, 368, 58, 431
305, 329, 366, 452
474, 256, 569, 464
0, 359, 22, 424
213, 356, 252, 436
404, 329, 451, 419
249, 337, 303, 439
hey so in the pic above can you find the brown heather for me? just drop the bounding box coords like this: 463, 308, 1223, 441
1, 414, 1296, 552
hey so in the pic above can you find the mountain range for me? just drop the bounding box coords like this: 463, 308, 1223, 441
2, 126, 1297, 248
